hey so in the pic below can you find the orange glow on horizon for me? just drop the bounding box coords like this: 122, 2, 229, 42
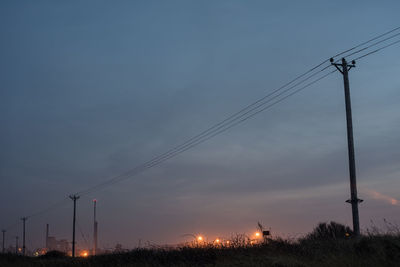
197, 236, 203, 241
80, 250, 89, 257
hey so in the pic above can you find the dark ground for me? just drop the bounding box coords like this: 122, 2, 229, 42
1, 234, 400, 267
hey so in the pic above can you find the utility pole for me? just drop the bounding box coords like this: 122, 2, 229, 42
15, 236, 18, 254
331, 57, 363, 236
2, 230, 5, 253
21, 217, 27, 255
46, 224, 49, 250
69, 194, 80, 258
93, 199, 98, 256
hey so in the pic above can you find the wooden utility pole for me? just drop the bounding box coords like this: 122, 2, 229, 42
46, 224, 49, 250
69, 195, 80, 257
93, 199, 98, 256
2, 230, 5, 253
331, 57, 363, 236
21, 217, 27, 255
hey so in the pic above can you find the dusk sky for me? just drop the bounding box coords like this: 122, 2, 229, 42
1, 1, 400, 250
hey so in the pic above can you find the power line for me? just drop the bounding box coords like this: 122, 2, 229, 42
75, 64, 332, 196
4, 25, 399, 228
26, 197, 70, 220
77, 65, 330, 195
343, 32, 400, 59
80, 69, 337, 196
2, 198, 70, 233
77, 60, 385, 196
78, 26, 400, 193
351, 38, 400, 61
331, 26, 400, 59
76, 220, 90, 248
3, 220, 20, 232
75, 26, 400, 196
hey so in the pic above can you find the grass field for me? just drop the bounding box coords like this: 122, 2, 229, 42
1, 223, 400, 267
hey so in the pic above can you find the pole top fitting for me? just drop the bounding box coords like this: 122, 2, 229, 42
69, 194, 80, 200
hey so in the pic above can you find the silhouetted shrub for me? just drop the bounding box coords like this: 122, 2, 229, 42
40, 250, 68, 259
302, 221, 353, 241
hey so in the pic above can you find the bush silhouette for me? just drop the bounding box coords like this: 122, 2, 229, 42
303, 221, 353, 241
40, 250, 68, 258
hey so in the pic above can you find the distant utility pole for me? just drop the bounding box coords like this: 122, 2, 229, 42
93, 199, 98, 256
2, 230, 5, 253
46, 224, 49, 250
15, 236, 18, 254
331, 57, 363, 236
21, 217, 27, 255
69, 194, 80, 258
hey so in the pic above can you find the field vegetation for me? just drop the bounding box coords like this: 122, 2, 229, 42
1, 221, 400, 267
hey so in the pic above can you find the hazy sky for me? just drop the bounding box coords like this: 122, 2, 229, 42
1, 1, 400, 250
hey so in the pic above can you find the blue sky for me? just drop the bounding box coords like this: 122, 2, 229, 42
1, 1, 400, 249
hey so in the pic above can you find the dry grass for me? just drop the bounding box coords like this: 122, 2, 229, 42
1, 222, 400, 267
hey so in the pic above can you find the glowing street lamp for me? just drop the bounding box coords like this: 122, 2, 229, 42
80, 250, 89, 257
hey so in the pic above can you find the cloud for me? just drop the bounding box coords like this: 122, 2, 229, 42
363, 188, 400, 206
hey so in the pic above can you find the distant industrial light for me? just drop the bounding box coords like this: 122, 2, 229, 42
80, 250, 89, 257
